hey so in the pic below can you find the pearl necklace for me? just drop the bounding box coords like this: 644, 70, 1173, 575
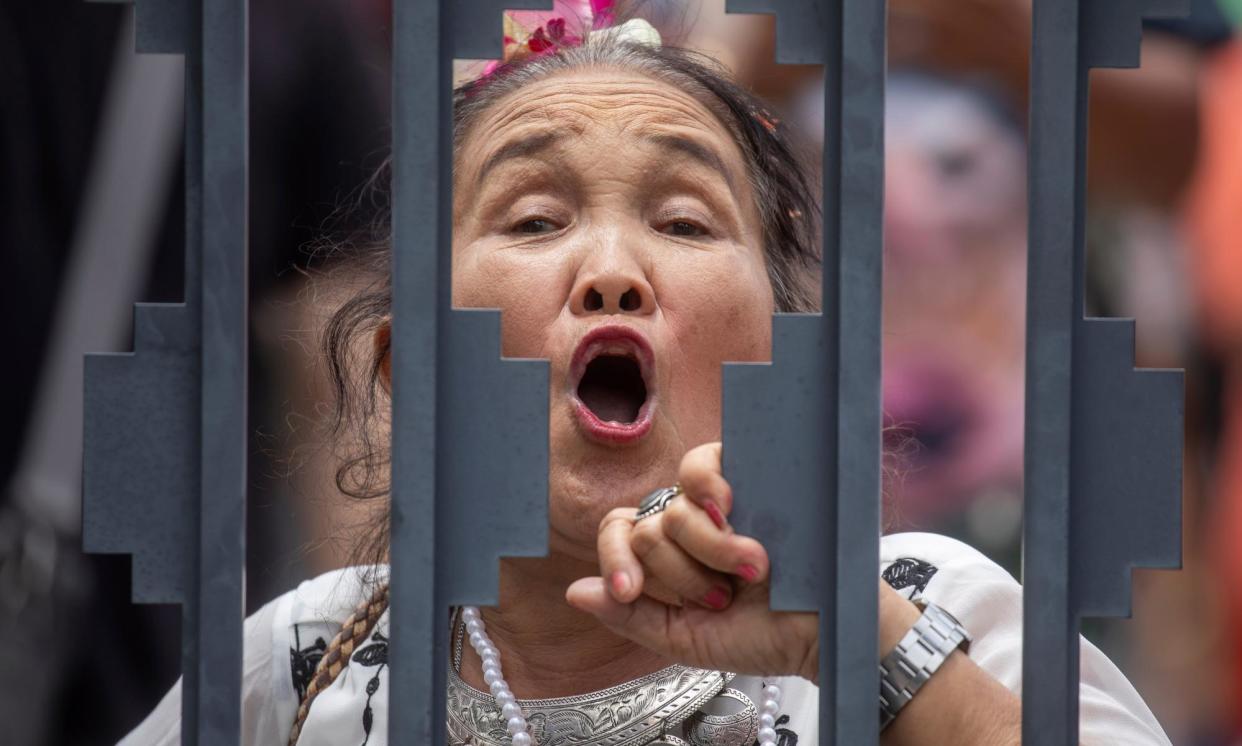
460, 606, 784, 746
756, 681, 785, 746
461, 607, 532, 746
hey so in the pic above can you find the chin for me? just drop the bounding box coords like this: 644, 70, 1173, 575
544, 413, 681, 561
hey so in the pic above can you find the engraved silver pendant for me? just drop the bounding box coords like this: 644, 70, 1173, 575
683, 688, 760, 746
446, 666, 760, 746
445, 608, 760, 746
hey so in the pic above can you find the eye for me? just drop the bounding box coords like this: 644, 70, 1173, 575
662, 220, 707, 238
514, 217, 558, 234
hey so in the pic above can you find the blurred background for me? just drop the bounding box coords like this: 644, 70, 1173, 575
1, 0, 1238, 742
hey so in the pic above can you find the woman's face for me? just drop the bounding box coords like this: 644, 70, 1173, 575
452, 68, 774, 561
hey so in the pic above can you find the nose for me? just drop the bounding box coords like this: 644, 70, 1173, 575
569, 254, 656, 316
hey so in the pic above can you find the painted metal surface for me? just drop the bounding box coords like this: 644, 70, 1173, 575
1022, 1, 1186, 744
82, 0, 248, 743
387, 2, 552, 744
722, 2, 886, 744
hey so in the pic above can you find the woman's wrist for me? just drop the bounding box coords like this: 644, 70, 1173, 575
878, 581, 923, 656
796, 583, 922, 684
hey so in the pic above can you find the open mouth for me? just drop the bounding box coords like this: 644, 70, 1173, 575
578, 355, 647, 424
570, 326, 655, 443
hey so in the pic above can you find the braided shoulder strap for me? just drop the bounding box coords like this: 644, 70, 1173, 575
288, 583, 391, 745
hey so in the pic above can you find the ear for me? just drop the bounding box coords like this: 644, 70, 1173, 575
374, 321, 392, 394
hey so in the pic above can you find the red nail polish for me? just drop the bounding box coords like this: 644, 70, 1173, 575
736, 563, 759, 583
704, 501, 727, 530
611, 571, 631, 597
703, 586, 731, 610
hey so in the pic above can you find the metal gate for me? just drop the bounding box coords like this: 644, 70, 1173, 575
80, 1, 1186, 744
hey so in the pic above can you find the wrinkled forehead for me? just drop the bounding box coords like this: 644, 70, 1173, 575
455, 68, 747, 185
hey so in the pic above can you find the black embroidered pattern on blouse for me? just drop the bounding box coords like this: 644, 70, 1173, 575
882, 557, 938, 595
352, 630, 388, 745
290, 625, 328, 701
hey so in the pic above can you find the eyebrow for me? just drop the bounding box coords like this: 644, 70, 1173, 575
642, 133, 737, 193
474, 130, 739, 196
477, 131, 564, 184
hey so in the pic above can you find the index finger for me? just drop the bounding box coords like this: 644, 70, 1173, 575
678, 442, 733, 518
597, 508, 645, 603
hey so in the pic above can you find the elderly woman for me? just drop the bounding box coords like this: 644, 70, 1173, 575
122, 12, 1170, 746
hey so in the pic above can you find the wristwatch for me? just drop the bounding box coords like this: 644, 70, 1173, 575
878, 601, 972, 729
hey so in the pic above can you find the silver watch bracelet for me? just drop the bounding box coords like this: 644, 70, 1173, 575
878, 601, 972, 730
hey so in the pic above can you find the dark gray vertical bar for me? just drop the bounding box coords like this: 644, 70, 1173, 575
835, 0, 885, 743
183, 3, 206, 738
818, 3, 847, 740
197, 0, 248, 742
388, 0, 450, 742
1022, 1, 1082, 741
1022, 1, 1185, 744
388, 2, 550, 745
723, 1, 885, 743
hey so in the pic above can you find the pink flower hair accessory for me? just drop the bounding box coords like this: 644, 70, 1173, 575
478, 0, 660, 78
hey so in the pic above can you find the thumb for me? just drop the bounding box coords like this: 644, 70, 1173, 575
566, 577, 674, 651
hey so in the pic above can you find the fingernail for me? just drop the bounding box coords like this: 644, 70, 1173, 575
610, 571, 631, 598
703, 585, 731, 610
704, 500, 728, 530
736, 563, 759, 583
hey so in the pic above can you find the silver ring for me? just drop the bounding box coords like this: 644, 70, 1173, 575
633, 485, 682, 522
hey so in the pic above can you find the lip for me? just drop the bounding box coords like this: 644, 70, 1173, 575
569, 324, 657, 445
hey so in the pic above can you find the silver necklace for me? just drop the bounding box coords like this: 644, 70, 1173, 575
451, 606, 783, 746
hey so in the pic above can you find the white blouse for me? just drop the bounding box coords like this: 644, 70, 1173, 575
119, 532, 1171, 745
